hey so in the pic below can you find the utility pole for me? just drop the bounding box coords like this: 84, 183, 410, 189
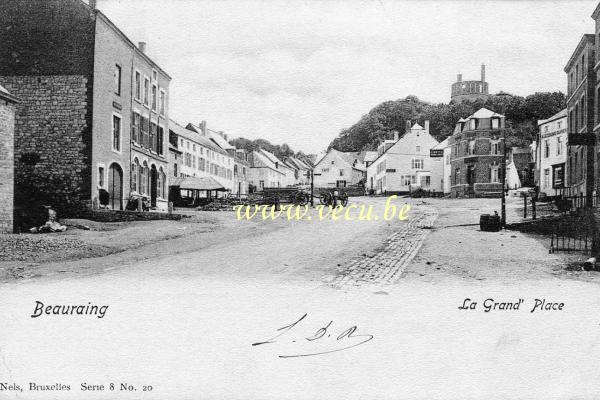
501, 127, 507, 227
304, 170, 321, 207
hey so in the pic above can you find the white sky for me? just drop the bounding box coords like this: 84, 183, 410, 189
98, 0, 597, 153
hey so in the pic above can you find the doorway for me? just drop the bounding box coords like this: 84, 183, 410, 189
108, 163, 123, 210
150, 165, 158, 207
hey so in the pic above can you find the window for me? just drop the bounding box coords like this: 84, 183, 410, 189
491, 118, 500, 129
152, 70, 158, 81
557, 121, 562, 129
544, 140, 550, 158
141, 116, 149, 148
470, 118, 478, 130
180, 138, 183, 148
491, 141, 500, 155
454, 168, 461, 185
259, 180, 265, 190
157, 126, 164, 156
412, 159, 424, 169
150, 122, 157, 152
193, 144, 196, 152
98, 166, 105, 187
159, 90, 166, 116
173, 163, 178, 177
557, 137, 562, 156
421, 176, 431, 187
491, 166, 500, 183
416, 145, 421, 153
544, 125, 549, 133
321, 168, 330, 172
543, 168, 550, 188
135, 71, 141, 101
114, 64, 121, 95
402, 175, 415, 186
143, 77, 150, 106
468, 140, 475, 155
112, 115, 121, 151
140, 162, 148, 195
131, 159, 138, 192
339, 170, 344, 177
131, 112, 140, 143
199, 157, 205, 171
151, 84, 157, 111
331, 160, 335, 165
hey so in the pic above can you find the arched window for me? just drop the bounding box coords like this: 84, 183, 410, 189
131, 158, 139, 193
159, 167, 166, 198
141, 161, 148, 195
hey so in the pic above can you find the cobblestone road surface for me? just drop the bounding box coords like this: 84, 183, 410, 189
329, 205, 439, 287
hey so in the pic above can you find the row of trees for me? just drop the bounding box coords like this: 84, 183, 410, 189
229, 137, 311, 161
329, 92, 566, 151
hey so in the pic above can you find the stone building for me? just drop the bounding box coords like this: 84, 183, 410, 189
448, 108, 506, 198
0, 85, 19, 233
0, 0, 171, 217
564, 33, 596, 198
232, 149, 250, 196
450, 64, 490, 103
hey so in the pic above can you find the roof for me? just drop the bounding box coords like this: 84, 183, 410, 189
564, 34, 595, 72
170, 120, 228, 155
251, 150, 284, 173
170, 176, 226, 191
363, 151, 378, 163
0, 84, 19, 103
593, 2, 600, 19
538, 108, 567, 126
432, 137, 449, 150
469, 107, 504, 119
94, 11, 171, 80
206, 128, 235, 150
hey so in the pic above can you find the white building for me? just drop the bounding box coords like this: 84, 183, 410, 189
430, 137, 450, 194
313, 149, 366, 188
169, 120, 235, 192
248, 150, 286, 190
537, 109, 567, 197
366, 121, 442, 194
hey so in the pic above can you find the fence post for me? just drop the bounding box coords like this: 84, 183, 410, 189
523, 194, 527, 219
532, 197, 536, 220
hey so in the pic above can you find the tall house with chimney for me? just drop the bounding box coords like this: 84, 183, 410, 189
450, 64, 490, 103
366, 120, 441, 195
0, 0, 171, 221
564, 33, 595, 198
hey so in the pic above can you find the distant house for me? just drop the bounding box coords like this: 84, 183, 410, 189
431, 137, 451, 195
366, 121, 441, 194
536, 109, 567, 197
248, 149, 286, 191
313, 149, 366, 188
506, 147, 533, 190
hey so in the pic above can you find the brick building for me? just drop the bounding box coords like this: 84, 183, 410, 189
564, 33, 596, 198
450, 64, 490, 103
0, 0, 171, 220
448, 108, 506, 197
0, 85, 19, 233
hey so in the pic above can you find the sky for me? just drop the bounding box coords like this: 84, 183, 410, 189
98, 0, 598, 154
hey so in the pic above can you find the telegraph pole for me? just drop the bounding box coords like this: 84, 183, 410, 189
501, 128, 506, 227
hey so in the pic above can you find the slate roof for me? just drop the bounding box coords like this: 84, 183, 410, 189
170, 120, 228, 155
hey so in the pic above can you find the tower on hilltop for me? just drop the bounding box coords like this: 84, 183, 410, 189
451, 64, 490, 103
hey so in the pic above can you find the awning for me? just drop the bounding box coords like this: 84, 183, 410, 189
170, 176, 227, 191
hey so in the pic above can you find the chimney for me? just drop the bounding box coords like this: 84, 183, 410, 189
424, 120, 430, 134
89, 0, 97, 9
481, 64, 485, 82
218, 131, 225, 139
457, 73, 462, 83
405, 120, 411, 133
393, 130, 399, 141
138, 42, 146, 54
199, 120, 206, 136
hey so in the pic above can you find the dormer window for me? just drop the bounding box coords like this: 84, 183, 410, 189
275, 162, 279, 169
470, 118, 478, 130
491, 117, 500, 129
460, 121, 466, 132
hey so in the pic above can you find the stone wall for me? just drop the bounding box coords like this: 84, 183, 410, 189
0, 75, 93, 221
0, 97, 16, 233
81, 209, 187, 222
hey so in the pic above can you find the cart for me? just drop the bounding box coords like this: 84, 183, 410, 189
261, 187, 310, 206
318, 188, 349, 207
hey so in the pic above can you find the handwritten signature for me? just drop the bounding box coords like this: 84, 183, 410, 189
252, 313, 373, 358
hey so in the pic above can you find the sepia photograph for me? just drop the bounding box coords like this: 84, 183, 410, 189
1, 0, 600, 398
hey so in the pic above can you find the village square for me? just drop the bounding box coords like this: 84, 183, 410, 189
1, 0, 600, 287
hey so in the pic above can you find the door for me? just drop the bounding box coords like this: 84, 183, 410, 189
108, 163, 123, 210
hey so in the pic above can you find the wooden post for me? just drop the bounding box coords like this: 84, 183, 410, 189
523, 194, 527, 219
